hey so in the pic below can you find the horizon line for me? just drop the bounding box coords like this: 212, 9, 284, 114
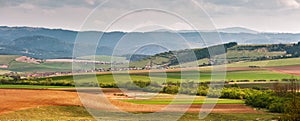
1, 25, 300, 34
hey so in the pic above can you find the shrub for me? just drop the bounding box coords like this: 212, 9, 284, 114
133, 80, 150, 88
196, 85, 208, 96
268, 98, 286, 113
163, 86, 179, 94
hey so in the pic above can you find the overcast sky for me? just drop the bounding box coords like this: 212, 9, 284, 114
1, 0, 300, 33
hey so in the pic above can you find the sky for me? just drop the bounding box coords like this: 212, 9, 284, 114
1, 0, 300, 33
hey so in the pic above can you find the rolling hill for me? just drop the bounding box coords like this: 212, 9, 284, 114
130, 42, 300, 68
1, 42, 300, 72
1, 26, 300, 59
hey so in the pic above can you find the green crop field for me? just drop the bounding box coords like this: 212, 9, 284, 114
218, 50, 285, 62
179, 113, 280, 121
172, 58, 209, 68
149, 70, 297, 82
78, 55, 128, 63
8, 61, 125, 72
227, 57, 300, 67
0, 55, 129, 72
0, 67, 296, 89
2, 53, 300, 73
0, 85, 73, 89
129, 56, 170, 68
175, 57, 300, 68
122, 96, 244, 104
175, 50, 286, 68
8, 61, 73, 72
7, 60, 127, 72
31, 70, 298, 87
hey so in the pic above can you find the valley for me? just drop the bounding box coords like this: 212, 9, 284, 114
0, 27, 300, 121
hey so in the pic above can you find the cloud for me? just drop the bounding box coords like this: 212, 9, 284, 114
85, 0, 97, 5
200, 0, 300, 10
18, 3, 36, 10
169, 22, 193, 30
0, 0, 105, 8
1, 0, 300, 33
280, 0, 300, 9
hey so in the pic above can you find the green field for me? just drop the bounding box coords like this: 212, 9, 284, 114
0, 55, 129, 72
218, 49, 285, 62
122, 96, 244, 104
7, 61, 127, 72
33, 70, 298, 85
58, 70, 296, 82
78, 55, 128, 63
0, 85, 73, 89
8, 61, 73, 72
175, 50, 286, 68
0, 106, 94, 121
176, 57, 300, 68
179, 113, 280, 121
1, 53, 300, 73
0, 106, 280, 121
172, 58, 209, 68
0, 69, 297, 89
129, 56, 170, 68
227, 57, 300, 67
0, 55, 20, 65
149, 70, 296, 82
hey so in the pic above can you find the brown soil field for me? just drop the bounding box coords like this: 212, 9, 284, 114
0, 88, 263, 115
226, 67, 264, 72
266, 65, 300, 76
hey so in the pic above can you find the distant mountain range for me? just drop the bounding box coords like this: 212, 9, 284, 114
162, 27, 258, 34
216, 27, 258, 34
1, 26, 300, 59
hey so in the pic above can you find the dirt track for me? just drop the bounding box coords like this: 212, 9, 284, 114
0, 88, 263, 115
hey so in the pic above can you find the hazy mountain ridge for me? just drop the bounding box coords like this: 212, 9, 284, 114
174, 27, 258, 34
217, 27, 258, 34
1, 26, 300, 59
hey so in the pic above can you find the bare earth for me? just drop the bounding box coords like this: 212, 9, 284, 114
0, 88, 263, 115
266, 65, 300, 76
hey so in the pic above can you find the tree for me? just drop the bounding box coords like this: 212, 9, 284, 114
283, 80, 300, 121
